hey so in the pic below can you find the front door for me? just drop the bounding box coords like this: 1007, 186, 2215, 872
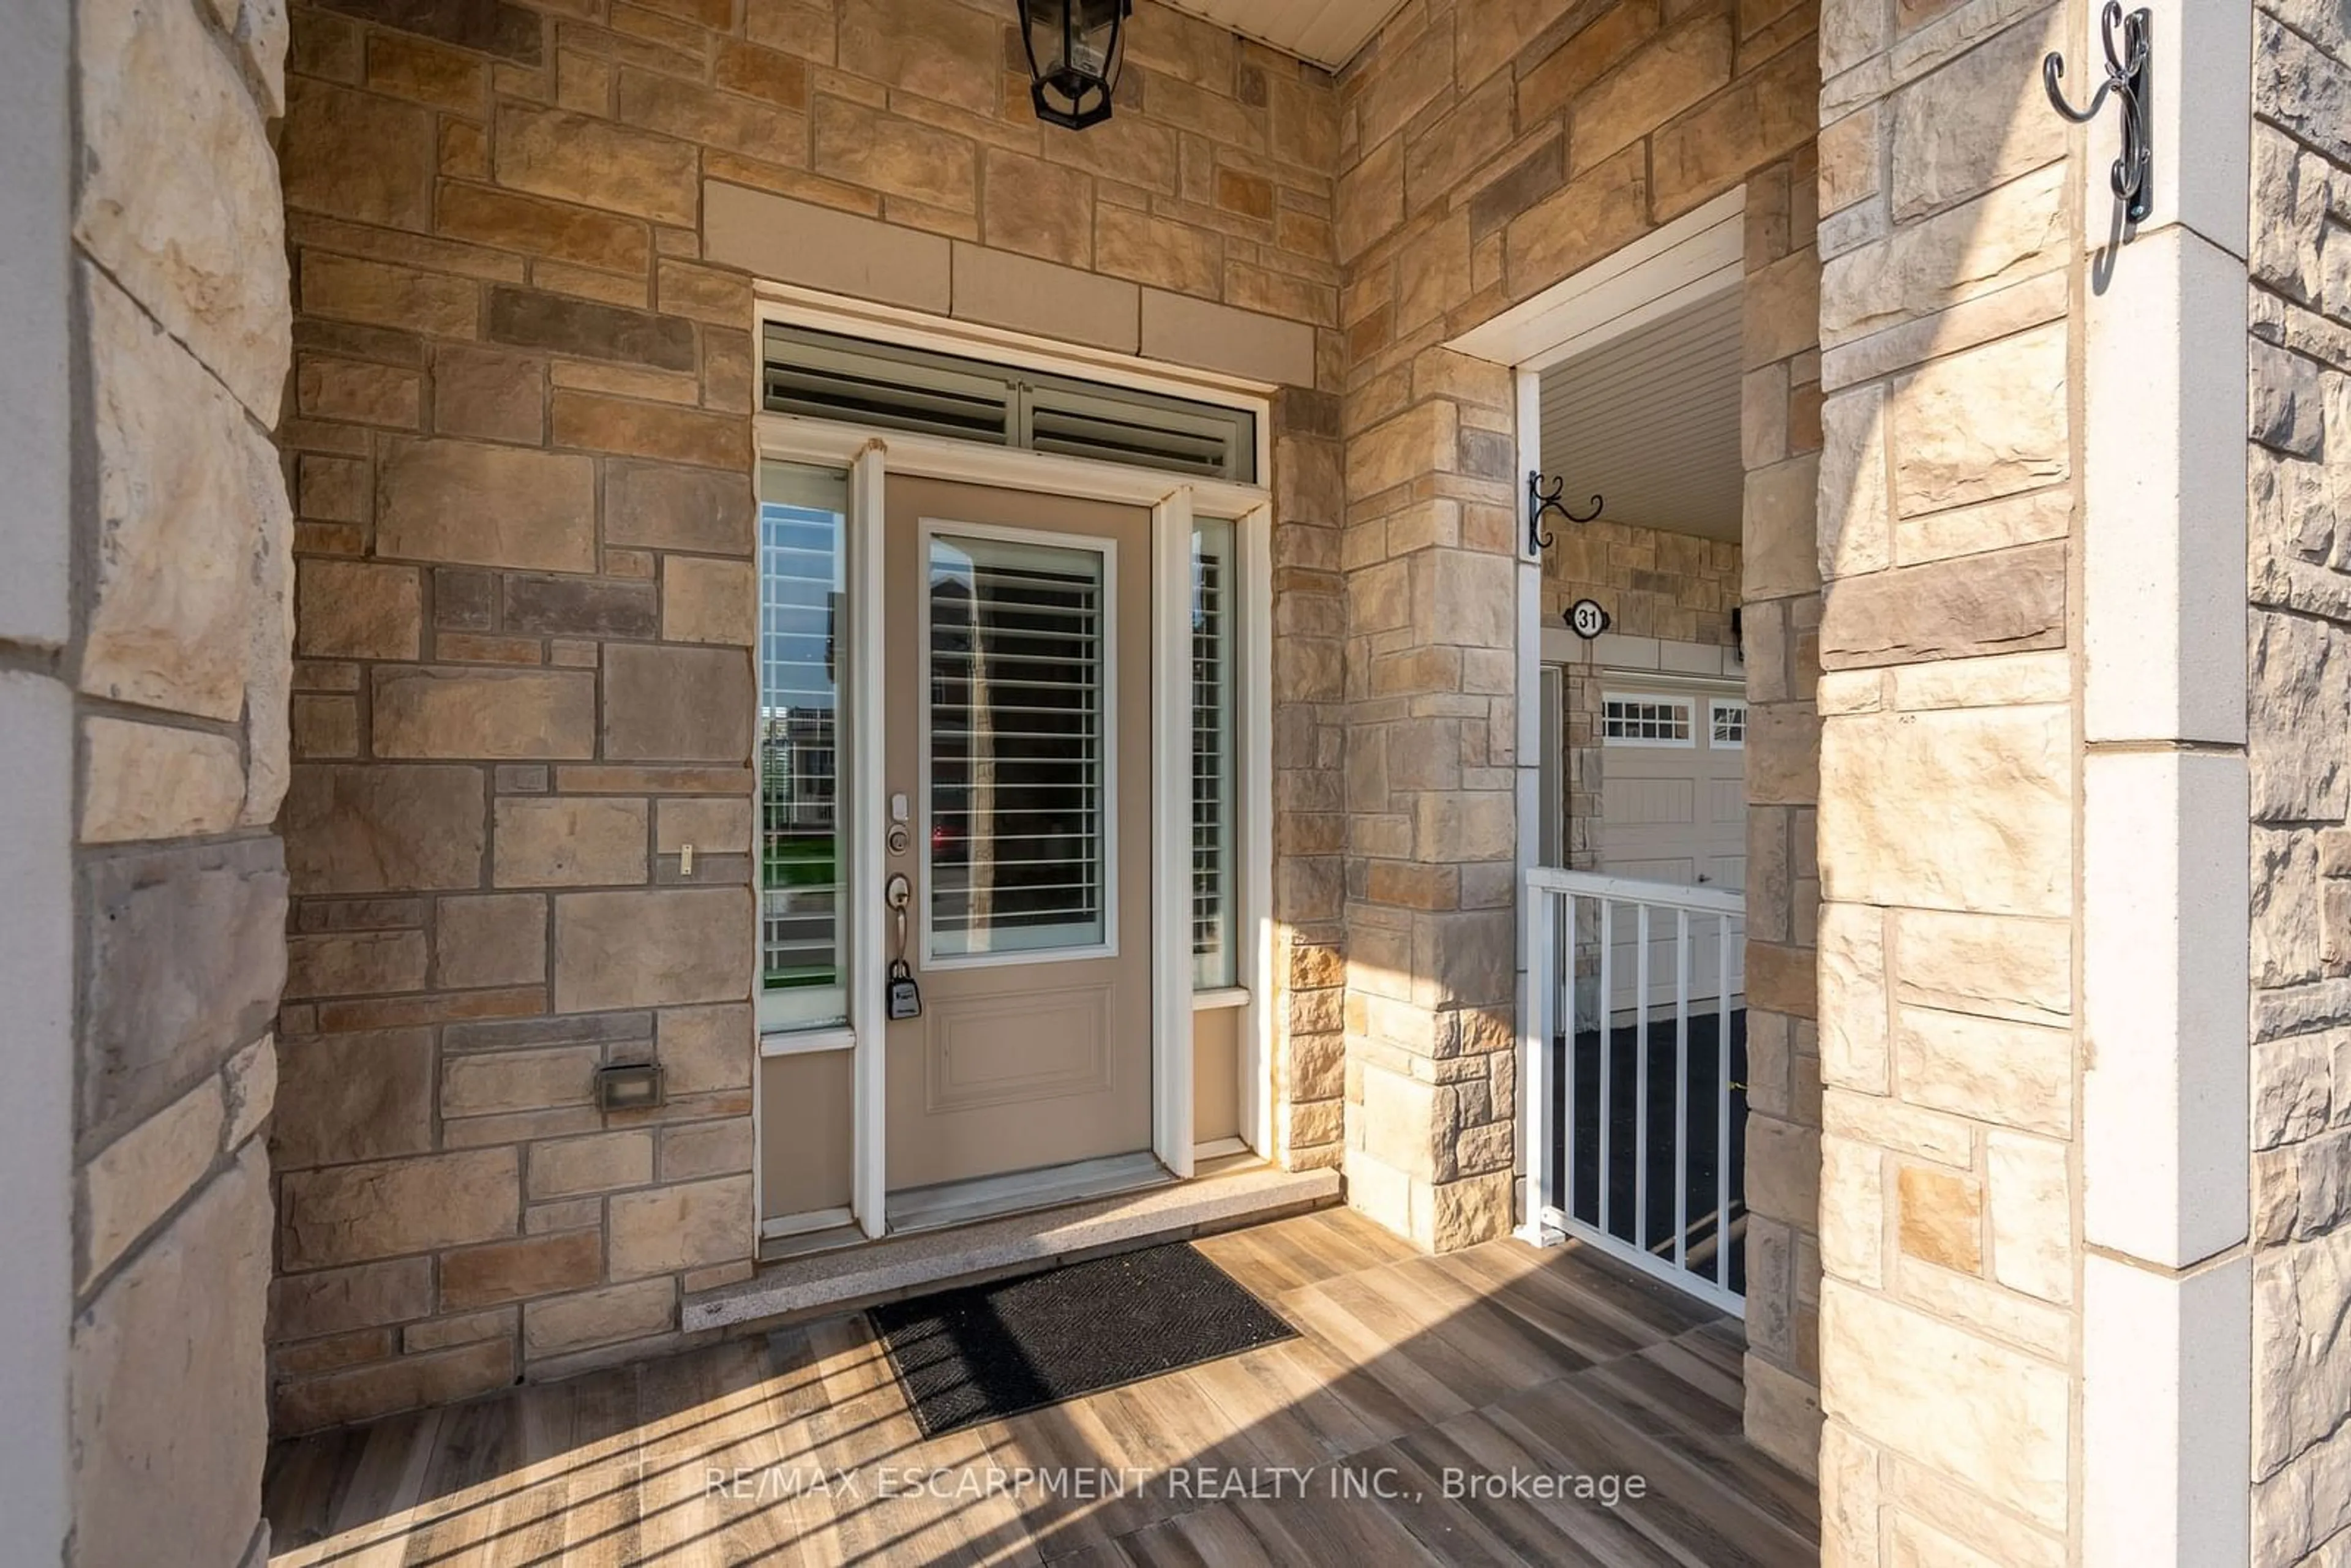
881, 476, 1154, 1194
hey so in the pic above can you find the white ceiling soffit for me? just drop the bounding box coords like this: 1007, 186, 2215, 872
1538, 286, 1746, 544
1153, 0, 1410, 72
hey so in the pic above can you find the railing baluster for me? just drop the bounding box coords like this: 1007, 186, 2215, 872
1717, 908, 1733, 1291
1633, 903, 1650, 1253
1674, 907, 1690, 1276
1597, 898, 1613, 1240
1558, 890, 1574, 1217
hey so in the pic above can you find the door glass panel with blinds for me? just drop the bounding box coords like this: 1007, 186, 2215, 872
757, 461, 852, 1033
925, 530, 1114, 959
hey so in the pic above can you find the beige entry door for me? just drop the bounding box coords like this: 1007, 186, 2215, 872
882, 476, 1155, 1193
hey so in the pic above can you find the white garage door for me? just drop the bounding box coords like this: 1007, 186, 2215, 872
1596, 680, 1746, 1011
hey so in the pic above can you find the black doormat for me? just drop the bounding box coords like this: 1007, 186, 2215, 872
869, 1242, 1297, 1437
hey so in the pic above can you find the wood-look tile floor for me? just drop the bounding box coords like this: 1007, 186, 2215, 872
263, 1209, 1818, 1567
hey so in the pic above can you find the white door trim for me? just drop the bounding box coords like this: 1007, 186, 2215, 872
752, 295, 1275, 1239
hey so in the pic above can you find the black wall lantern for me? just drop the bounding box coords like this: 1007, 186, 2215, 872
1019, 0, 1134, 130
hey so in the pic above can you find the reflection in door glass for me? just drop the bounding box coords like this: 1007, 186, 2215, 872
928, 533, 1108, 956
758, 462, 849, 1032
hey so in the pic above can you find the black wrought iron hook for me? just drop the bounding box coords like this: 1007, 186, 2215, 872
2044, 3, 2151, 223
1528, 472, 1602, 554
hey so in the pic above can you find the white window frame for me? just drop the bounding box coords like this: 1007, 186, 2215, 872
1709, 697, 1748, 750
1602, 691, 1698, 748
917, 517, 1120, 969
751, 285, 1275, 1243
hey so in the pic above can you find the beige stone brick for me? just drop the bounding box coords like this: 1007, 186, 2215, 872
80, 716, 246, 844
433, 343, 546, 446
655, 798, 754, 857
1818, 705, 2069, 916
81, 268, 289, 723
443, 1045, 603, 1120
553, 389, 746, 468
555, 887, 754, 1011
280, 1147, 520, 1270
493, 797, 650, 887
270, 1255, 434, 1341
435, 182, 652, 275
372, 667, 596, 760
296, 559, 422, 660
658, 1004, 755, 1093
604, 643, 756, 762
1649, 42, 1815, 220
1821, 163, 2066, 347
282, 74, 436, 231
271, 1029, 435, 1169
523, 1277, 676, 1357
438, 1228, 604, 1310
1895, 1006, 2072, 1138
493, 103, 700, 226
283, 763, 486, 895
81, 1075, 226, 1286
1819, 1281, 2069, 1529
286, 929, 430, 998
982, 148, 1095, 268
272, 1335, 514, 1435
1573, 17, 1734, 175
402, 1305, 516, 1354
71, 1144, 271, 1567
660, 1118, 755, 1182
1505, 143, 1649, 299
608, 1174, 755, 1279
1889, 326, 2068, 517
661, 556, 757, 646
1887, 10, 2064, 222
78, 0, 292, 417
436, 893, 549, 989
297, 354, 422, 426
1896, 1163, 1982, 1272
299, 250, 478, 339
377, 437, 596, 572
1985, 1131, 2071, 1305
812, 96, 977, 213
528, 1131, 656, 1198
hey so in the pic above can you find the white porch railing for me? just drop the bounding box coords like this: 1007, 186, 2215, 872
1521, 867, 1749, 1316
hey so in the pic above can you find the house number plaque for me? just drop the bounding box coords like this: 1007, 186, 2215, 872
1566, 598, 1611, 640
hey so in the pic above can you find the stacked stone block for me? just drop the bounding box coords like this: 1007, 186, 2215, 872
2248, 4, 2351, 1559
48, 0, 297, 1562
1330, 0, 1821, 1282
271, 0, 1344, 1428
1811, 0, 2083, 1553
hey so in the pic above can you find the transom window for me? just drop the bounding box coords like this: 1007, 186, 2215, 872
1602, 694, 1695, 747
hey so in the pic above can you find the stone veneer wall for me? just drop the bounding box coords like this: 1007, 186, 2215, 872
2248, 5, 2351, 1560
1811, 0, 2087, 1556
269, 0, 1343, 1430
1329, 0, 1824, 1450
26, 0, 296, 1562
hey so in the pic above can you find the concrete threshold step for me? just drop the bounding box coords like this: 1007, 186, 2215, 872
683, 1162, 1340, 1335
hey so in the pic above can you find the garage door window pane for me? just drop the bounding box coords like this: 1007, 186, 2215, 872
1602, 694, 1693, 747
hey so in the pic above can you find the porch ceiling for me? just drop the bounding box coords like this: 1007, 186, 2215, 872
1539, 287, 1746, 544
1156, 0, 1409, 71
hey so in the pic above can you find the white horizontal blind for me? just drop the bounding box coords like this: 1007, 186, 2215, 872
928, 534, 1108, 956
1191, 520, 1236, 988
757, 462, 850, 1033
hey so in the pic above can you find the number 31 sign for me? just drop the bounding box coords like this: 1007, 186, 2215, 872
1565, 598, 1611, 640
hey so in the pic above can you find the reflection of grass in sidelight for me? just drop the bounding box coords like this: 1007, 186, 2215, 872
763, 833, 836, 888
